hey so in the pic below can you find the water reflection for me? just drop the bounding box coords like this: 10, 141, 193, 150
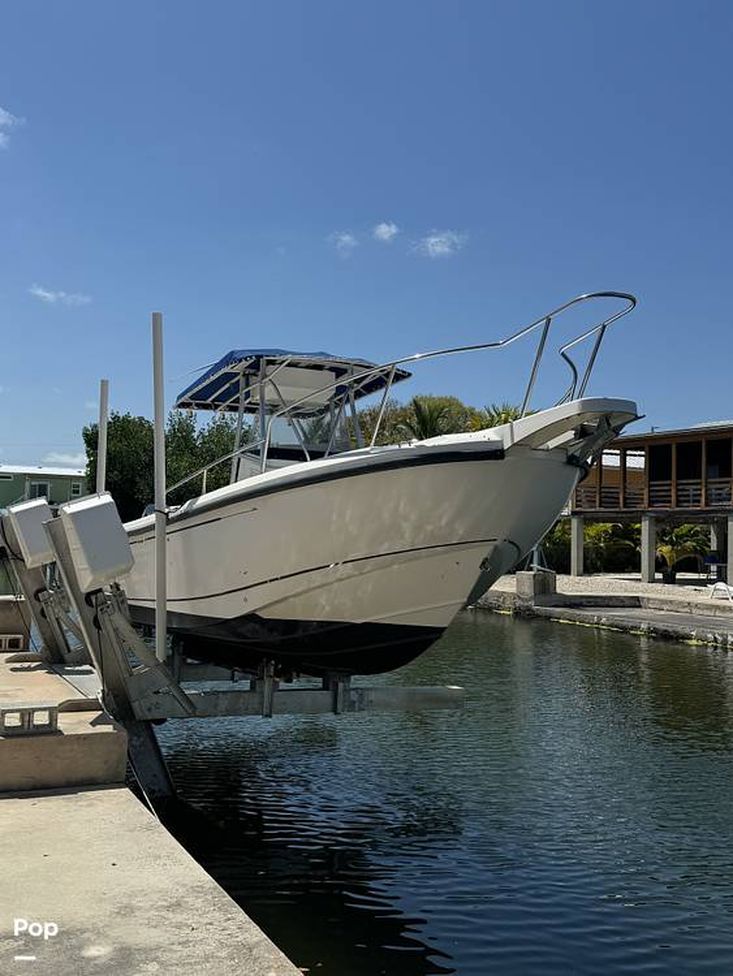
160, 611, 733, 975
162, 721, 460, 975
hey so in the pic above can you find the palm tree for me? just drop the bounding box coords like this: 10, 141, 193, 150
656, 524, 710, 583
482, 402, 523, 427
399, 396, 450, 440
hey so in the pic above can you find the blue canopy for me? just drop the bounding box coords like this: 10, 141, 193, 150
175, 349, 411, 414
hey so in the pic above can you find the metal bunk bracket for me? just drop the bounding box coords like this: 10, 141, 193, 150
42, 515, 186, 803
1, 512, 83, 666
134, 672, 466, 720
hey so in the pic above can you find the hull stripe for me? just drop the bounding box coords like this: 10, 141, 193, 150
127, 446, 504, 543
127, 536, 497, 606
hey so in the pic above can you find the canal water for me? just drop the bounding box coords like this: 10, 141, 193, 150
159, 611, 733, 975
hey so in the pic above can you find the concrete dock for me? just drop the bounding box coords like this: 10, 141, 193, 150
0, 650, 300, 976
478, 573, 733, 648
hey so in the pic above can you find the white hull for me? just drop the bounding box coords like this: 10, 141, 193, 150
125, 398, 637, 674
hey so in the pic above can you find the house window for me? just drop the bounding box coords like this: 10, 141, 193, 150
0, 474, 12, 480
71, 482, 82, 497
29, 482, 50, 500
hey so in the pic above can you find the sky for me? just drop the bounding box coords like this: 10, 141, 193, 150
1, 0, 732, 467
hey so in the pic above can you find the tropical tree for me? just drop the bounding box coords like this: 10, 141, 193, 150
398, 396, 451, 440
541, 520, 640, 574
482, 402, 523, 427
656, 524, 710, 583
357, 394, 482, 445
353, 398, 405, 446
198, 413, 243, 492
83, 410, 243, 520
425, 396, 484, 434
83, 412, 154, 522
165, 411, 200, 504
584, 522, 639, 574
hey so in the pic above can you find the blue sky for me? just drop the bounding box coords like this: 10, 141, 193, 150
1, 1, 732, 466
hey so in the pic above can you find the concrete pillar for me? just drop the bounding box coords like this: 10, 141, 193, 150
570, 515, 584, 577
711, 522, 722, 553
727, 514, 733, 584
641, 514, 657, 583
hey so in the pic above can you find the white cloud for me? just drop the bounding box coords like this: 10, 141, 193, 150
413, 230, 467, 258
29, 284, 92, 307
43, 451, 86, 467
0, 106, 22, 149
373, 221, 399, 243
328, 231, 358, 257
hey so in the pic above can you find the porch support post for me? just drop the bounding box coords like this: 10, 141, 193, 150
710, 520, 723, 554
570, 515, 584, 577
641, 513, 657, 583
727, 514, 733, 585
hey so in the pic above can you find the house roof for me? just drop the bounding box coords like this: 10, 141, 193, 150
0, 464, 86, 478
616, 420, 733, 444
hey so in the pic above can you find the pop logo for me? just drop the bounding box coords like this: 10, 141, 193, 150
14, 918, 59, 940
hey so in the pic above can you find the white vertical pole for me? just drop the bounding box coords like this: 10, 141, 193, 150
96, 378, 109, 494
641, 513, 657, 584
570, 515, 584, 577
152, 312, 168, 662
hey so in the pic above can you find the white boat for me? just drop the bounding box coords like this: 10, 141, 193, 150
124, 292, 639, 676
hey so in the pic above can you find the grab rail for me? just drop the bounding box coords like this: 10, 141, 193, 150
167, 290, 636, 497
261, 290, 636, 463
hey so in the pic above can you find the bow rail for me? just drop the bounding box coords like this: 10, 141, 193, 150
166, 290, 637, 497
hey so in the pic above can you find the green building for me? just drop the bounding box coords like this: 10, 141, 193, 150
0, 464, 87, 509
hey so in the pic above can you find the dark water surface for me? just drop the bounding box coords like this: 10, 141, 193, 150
159, 611, 733, 975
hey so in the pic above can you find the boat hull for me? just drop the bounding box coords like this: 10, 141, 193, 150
125, 439, 579, 675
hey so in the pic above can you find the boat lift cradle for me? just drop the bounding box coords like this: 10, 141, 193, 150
0, 291, 638, 805
0, 494, 465, 807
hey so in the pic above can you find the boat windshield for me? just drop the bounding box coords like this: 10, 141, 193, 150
231, 402, 355, 482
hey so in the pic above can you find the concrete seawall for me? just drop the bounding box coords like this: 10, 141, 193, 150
476, 575, 733, 649
0, 650, 301, 975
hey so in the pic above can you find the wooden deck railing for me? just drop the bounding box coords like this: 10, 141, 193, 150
649, 481, 672, 507
707, 478, 732, 506
574, 477, 733, 511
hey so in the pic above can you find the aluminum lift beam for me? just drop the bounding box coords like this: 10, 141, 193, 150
0, 516, 80, 665
43, 517, 187, 803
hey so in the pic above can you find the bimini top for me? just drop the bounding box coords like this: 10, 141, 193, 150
175, 348, 412, 415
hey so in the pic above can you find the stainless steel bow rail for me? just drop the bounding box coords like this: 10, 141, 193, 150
0, 497, 465, 809
167, 290, 637, 497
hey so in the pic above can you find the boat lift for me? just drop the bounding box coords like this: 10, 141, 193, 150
0, 493, 465, 807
